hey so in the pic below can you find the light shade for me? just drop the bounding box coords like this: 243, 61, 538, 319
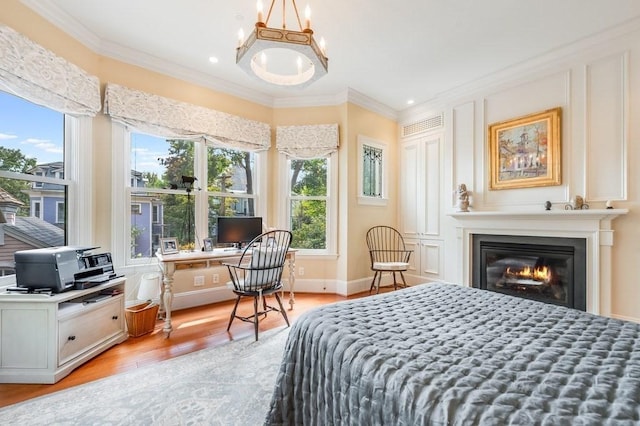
236, 1, 328, 88
138, 273, 161, 302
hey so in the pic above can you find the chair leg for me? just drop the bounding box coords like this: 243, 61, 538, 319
253, 296, 259, 341
392, 272, 398, 290
274, 292, 290, 327
376, 271, 383, 294
399, 271, 408, 288
227, 296, 241, 331
369, 271, 379, 294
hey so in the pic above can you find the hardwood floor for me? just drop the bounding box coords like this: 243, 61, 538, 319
0, 291, 369, 408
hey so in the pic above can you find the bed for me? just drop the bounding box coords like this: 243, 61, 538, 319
265, 282, 640, 425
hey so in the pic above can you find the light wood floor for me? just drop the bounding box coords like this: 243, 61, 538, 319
0, 291, 370, 408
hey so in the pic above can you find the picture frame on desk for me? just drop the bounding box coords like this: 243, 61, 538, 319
202, 238, 214, 252
160, 238, 179, 254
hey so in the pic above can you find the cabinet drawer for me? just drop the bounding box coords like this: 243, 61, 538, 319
58, 296, 124, 365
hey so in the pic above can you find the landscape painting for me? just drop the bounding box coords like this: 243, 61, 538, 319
489, 107, 562, 190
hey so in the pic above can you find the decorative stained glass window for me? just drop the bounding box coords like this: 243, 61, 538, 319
362, 144, 383, 197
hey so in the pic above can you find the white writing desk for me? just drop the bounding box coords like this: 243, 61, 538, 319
156, 248, 296, 337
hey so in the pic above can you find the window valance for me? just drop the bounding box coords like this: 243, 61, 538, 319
276, 124, 339, 159
0, 24, 101, 116
104, 83, 271, 151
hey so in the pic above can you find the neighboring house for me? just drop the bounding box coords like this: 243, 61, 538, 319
130, 169, 165, 258
0, 187, 64, 275
23, 162, 65, 229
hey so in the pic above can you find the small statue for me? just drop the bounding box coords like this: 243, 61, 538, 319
565, 195, 589, 210
544, 201, 552, 210
606, 200, 613, 209
456, 183, 470, 212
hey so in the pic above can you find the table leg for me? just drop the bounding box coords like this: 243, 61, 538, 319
160, 262, 175, 338
287, 255, 296, 310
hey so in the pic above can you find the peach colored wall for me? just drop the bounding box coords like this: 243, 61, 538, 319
344, 103, 399, 282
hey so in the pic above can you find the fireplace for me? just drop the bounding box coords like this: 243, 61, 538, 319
472, 234, 587, 311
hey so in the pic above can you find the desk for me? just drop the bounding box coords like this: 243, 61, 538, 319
156, 249, 296, 337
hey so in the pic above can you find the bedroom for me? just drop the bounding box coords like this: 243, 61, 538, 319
0, 1, 638, 317
2, 0, 640, 422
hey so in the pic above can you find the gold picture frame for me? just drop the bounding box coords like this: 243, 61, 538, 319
489, 107, 561, 190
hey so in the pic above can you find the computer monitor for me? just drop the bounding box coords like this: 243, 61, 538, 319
216, 216, 263, 248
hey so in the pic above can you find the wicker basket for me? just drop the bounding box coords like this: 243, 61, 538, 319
125, 302, 159, 337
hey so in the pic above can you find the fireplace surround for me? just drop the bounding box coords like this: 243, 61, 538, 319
472, 234, 587, 310
450, 209, 627, 316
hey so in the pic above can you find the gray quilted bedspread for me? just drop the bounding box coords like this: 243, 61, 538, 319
265, 282, 640, 425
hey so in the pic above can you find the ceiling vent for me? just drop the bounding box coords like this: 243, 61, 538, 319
402, 114, 443, 137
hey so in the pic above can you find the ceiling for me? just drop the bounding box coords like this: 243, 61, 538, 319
22, 0, 640, 115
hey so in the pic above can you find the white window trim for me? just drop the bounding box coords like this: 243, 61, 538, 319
31, 199, 42, 219
55, 201, 65, 224
357, 135, 388, 206
277, 151, 338, 256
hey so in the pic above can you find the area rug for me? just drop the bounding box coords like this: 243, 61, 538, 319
0, 326, 290, 425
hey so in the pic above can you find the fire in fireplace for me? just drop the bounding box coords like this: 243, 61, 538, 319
472, 234, 587, 310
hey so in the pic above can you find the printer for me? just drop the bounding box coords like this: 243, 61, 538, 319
14, 246, 117, 293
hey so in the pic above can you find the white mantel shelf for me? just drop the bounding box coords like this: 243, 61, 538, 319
448, 208, 629, 317
449, 208, 628, 221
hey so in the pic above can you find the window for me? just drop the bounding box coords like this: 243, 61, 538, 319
123, 130, 264, 260
282, 153, 337, 254
32, 200, 42, 219
357, 135, 388, 205
56, 201, 65, 225
207, 147, 258, 244
0, 90, 70, 276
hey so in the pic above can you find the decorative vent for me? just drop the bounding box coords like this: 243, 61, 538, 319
402, 114, 443, 137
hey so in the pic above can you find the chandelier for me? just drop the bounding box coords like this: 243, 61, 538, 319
236, 0, 328, 88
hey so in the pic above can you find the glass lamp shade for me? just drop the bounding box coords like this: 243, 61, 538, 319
137, 273, 161, 302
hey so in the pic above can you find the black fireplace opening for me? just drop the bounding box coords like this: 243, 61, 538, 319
472, 234, 587, 311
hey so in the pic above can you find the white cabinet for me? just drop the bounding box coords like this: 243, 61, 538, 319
400, 134, 444, 282
0, 278, 127, 384
405, 238, 444, 283
400, 135, 441, 238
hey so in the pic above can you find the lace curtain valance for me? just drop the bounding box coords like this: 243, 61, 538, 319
104, 83, 271, 151
0, 25, 101, 116
276, 124, 339, 159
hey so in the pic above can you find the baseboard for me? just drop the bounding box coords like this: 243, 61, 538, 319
172, 287, 235, 310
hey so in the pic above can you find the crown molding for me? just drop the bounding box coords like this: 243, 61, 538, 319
21, 0, 400, 119
400, 16, 640, 122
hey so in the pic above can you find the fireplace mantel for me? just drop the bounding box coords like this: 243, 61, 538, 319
449, 208, 628, 317
449, 209, 628, 222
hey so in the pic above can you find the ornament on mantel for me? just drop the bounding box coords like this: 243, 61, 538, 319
544, 201, 552, 210
565, 195, 589, 210
456, 183, 470, 212
606, 200, 614, 209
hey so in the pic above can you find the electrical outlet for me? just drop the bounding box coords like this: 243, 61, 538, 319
194, 275, 205, 287
213, 273, 219, 284
299, 267, 305, 276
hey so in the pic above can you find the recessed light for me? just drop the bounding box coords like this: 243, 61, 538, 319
407, 99, 415, 105
209, 56, 219, 64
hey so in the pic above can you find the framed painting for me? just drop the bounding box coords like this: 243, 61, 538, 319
489, 107, 562, 190
160, 237, 179, 254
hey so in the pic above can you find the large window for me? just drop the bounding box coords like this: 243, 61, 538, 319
127, 132, 262, 260
0, 90, 68, 276
283, 153, 337, 255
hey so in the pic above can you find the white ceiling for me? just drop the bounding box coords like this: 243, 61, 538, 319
22, 0, 640, 114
